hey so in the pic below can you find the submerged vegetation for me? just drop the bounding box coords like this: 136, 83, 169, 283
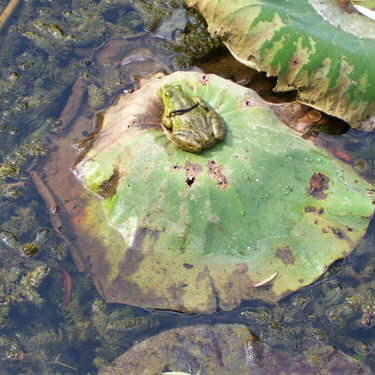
0, 0, 374, 373
0, 0, 223, 372
241, 240, 375, 364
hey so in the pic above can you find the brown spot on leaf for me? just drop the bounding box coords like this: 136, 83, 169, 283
207, 160, 229, 189
275, 245, 295, 265
290, 55, 301, 68
183, 263, 193, 269
184, 161, 202, 188
307, 172, 330, 199
199, 75, 209, 86
242, 98, 255, 107
95, 168, 121, 199
171, 165, 183, 171
304, 205, 324, 214
235, 263, 248, 274
330, 227, 346, 239
304, 205, 317, 213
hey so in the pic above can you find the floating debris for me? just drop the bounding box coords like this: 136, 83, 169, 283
253, 272, 278, 288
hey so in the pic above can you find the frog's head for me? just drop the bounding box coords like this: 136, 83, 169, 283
160, 85, 183, 108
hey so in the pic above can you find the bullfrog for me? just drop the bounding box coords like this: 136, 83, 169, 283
160, 85, 226, 153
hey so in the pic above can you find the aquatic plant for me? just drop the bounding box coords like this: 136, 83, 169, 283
185, 0, 375, 129
88, 83, 106, 109
72, 71, 373, 314
150, 7, 222, 68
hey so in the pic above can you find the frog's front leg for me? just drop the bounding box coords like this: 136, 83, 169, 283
207, 111, 226, 141
161, 113, 173, 129
170, 132, 202, 153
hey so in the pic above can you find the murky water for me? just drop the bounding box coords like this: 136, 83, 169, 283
0, 0, 374, 373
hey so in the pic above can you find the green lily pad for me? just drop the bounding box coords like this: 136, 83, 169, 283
73, 71, 374, 313
185, 0, 375, 130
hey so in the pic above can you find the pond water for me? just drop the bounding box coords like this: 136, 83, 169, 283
0, 0, 374, 374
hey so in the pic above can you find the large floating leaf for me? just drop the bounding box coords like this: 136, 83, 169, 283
185, 0, 375, 130
98, 324, 372, 375
73, 71, 374, 313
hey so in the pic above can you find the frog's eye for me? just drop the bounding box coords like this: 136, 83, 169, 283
164, 90, 173, 98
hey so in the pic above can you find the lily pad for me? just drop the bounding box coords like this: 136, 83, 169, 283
185, 0, 375, 130
71, 71, 374, 313
98, 323, 371, 375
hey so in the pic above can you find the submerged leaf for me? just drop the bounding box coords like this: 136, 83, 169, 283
98, 324, 372, 375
